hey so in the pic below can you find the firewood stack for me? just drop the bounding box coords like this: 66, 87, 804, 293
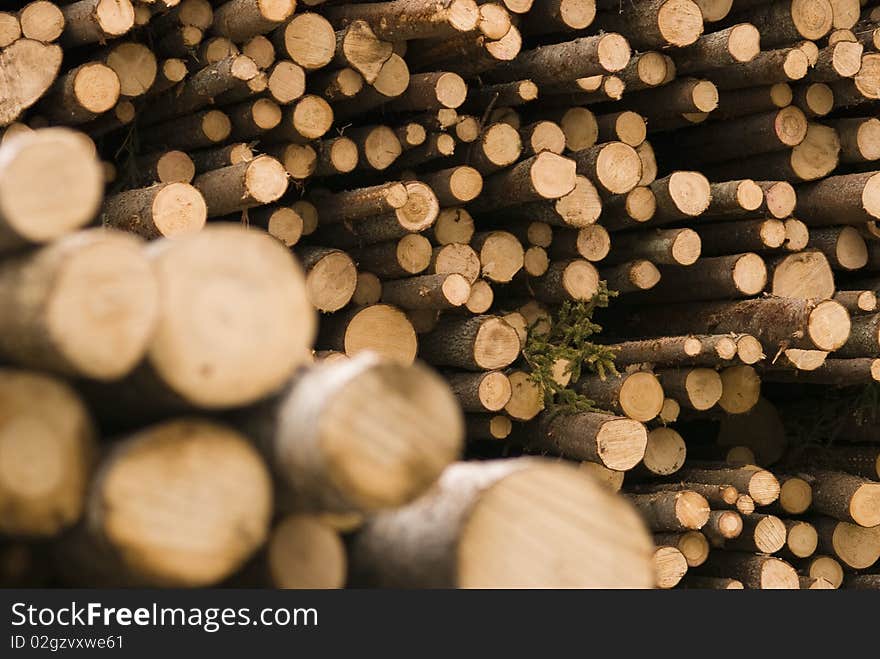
2, 0, 880, 590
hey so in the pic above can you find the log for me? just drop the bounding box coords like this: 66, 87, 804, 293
695, 553, 799, 589
60, 419, 272, 587
296, 247, 358, 313
653, 531, 710, 568
807, 40, 863, 81
814, 517, 880, 568
311, 181, 408, 225
446, 370, 512, 412
793, 82, 834, 118
60, 0, 134, 48
697, 219, 787, 255
672, 23, 760, 75
240, 353, 462, 512
503, 370, 544, 421
38, 61, 119, 125
549, 225, 610, 263
466, 414, 513, 440
808, 471, 880, 527
190, 142, 253, 174
677, 465, 781, 505
266, 94, 334, 143
613, 296, 851, 352
598, 0, 704, 49
601, 260, 660, 295
571, 141, 642, 195
249, 205, 303, 247
499, 175, 603, 229
641, 427, 687, 476
651, 545, 688, 588
483, 32, 631, 85
419, 315, 520, 370
667, 108, 809, 165
323, 0, 480, 41
523, 0, 596, 34
636, 253, 768, 303
709, 47, 809, 90
212, 0, 295, 43
18, 2, 65, 43
656, 368, 723, 411
0, 229, 159, 380
783, 520, 819, 559
718, 365, 761, 414
647, 171, 712, 226
319, 304, 417, 365
350, 458, 655, 587
193, 156, 287, 217
575, 370, 665, 422
102, 182, 206, 240
520, 412, 648, 470
626, 490, 710, 532
769, 250, 835, 300
802, 555, 843, 588
0, 369, 96, 537
527, 258, 601, 302
701, 510, 744, 544
833, 117, 880, 163
267, 515, 346, 589
732, 0, 833, 47
797, 171, 880, 225
0, 128, 102, 252
139, 109, 232, 151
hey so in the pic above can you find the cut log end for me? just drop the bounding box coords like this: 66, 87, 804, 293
643, 427, 686, 476
619, 372, 665, 422
474, 318, 521, 370
808, 300, 851, 351
675, 491, 711, 530
268, 516, 346, 589
653, 546, 688, 589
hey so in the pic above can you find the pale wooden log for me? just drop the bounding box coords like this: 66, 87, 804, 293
427, 208, 475, 245
0, 229, 158, 381
702, 123, 840, 182
446, 371, 512, 412
309, 67, 362, 103
634, 253, 767, 303
700, 510, 744, 545
193, 156, 287, 217
597, 0, 704, 49
311, 181, 408, 225
694, 553, 798, 589
601, 186, 656, 232
350, 458, 654, 587
428, 243, 482, 284
697, 219, 787, 255
595, 111, 646, 147
806, 40, 863, 81
139, 108, 233, 151
296, 247, 358, 313
240, 354, 462, 512
713, 83, 792, 122
189, 143, 253, 174
154, 26, 203, 59
147, 59, 188, 96
831, 117, 880, 163
672, 23, 760, 75
548, 225, 610, 263
38, 61, 120, 125
461, 79, 537, 112
731, 0, 833, 47
270, 12, 336, 71
381, 273, 471, 310
60, 0, 134, 47
102, 183, 207, 239
708, 47, 810, 90
640, 427, 687, 476
719, 513, 786, 553
522, 0, 596, 34
212, 0, 295, 42
655, 368, 723, 411
614, 296, 851, 352
467, 152, 577, 213
521, 412, 648, 471
465, 414, 513, 440
350, 235, 432, 279
652, 546, 688, 588
0, 128, 102, 252
17, 2, 64, 43
351, 272, 382, 306
802, 555, 843, 587
677, 465, 780, 505
248, 205, 303, 247
319, 304, 417, 365
0, 369, 96, 537
446, 122, 521, 174
483, 32, 631, 85
808, 226, 869, 271
667, 108, 809, 165
814, 517, 880, 568
267, 515, 346, 589
264, 94, 334, 143
574, 371, 665, 422
649, 171, 711, 225
797, 171, 880, 225
150, 0, 213, 32
419, 315, 520, 370
626, 490, 710, 532
600, 260, 660, 295
607, 228, 700, 266
834, 289, 877, 314
782, 520, 819, 559
60, 419, 272, 587
323, 0, 481, 41
495, 176, 603, 229
622, 78, 719, 118
527, 258, 601, 302
793, 82, 834, 118
616, 51, 672, 93
571, 141, 642, 195
330, 20, 391, 84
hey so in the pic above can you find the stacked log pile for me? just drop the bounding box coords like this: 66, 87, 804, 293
1, 0, 880, 589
